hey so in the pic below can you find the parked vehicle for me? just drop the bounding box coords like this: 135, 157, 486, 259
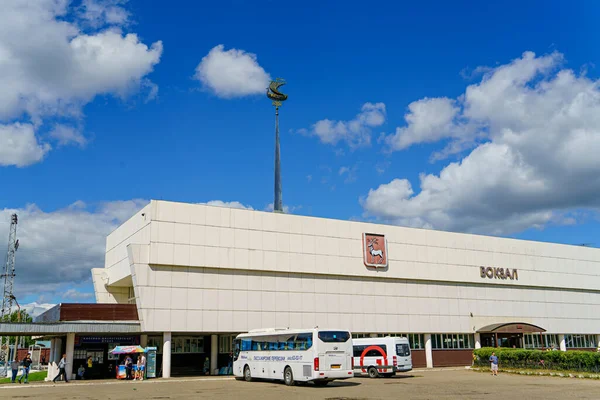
352, 336, 412, 378
233, 328, 354, 386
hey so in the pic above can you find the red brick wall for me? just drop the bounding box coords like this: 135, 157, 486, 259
432, 349, 473, 367
16, 348, 51, 363
411, 349, 427, 368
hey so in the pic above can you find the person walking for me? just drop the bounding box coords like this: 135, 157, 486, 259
18, 353, 32, 384
10, 357, 20, 384
489, 351, 499, 376
53, 354, 69, 383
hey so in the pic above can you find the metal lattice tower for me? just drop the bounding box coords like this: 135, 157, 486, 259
1, 214, 18, 319
0, 214, 18, 373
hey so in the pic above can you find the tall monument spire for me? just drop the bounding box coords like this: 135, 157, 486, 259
266, 78, 288, 213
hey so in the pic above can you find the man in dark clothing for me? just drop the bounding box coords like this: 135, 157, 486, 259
18, 354, 32, 383
125, 356, 133, 380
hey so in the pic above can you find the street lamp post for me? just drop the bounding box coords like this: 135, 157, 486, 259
266, 78, 288, 213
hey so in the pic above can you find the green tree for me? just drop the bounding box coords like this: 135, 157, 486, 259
1, 309, 35, 348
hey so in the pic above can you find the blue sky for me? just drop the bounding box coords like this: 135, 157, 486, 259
1, 0, 600, 311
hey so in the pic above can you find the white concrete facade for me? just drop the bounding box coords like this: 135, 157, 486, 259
93, 200, 600, 373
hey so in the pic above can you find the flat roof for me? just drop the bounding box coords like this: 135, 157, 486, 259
0, 321, 141, 335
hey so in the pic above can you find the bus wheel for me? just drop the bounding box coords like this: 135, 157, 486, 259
313, 380, 328, 386
368, 367, 379, 378
244, 365, 252, 382
284, 367, 295, 386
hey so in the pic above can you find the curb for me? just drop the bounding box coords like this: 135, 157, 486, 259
470, 367, 600, 380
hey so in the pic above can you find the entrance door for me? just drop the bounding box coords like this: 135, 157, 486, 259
497, 333, 523, 348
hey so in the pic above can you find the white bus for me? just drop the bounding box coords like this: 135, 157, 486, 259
352, 336, 412, 378
233, 328, 354, 386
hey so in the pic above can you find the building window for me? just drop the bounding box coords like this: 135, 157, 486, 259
524, 334, 559, 349
219, 335, 236, 354
349, 333, 425, 349
432, 334, 474, 349
352, 333, 370, 339
146, 335, 205, 354
565, 334, 596, 349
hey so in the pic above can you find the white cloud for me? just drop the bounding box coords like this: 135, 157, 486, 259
203, 200, 254, 210
194, 45, 271, 98
49, 124, 87, 147
363, 51, 600, 235
0, 123, 51, 167
384, 97, 461, 151
63, 288, 94, 301
264, 203, 300, 214
301, 103, 386, 148
0, 199, 148, 299
78, 0, 130, 28
22, 302, 56, 318
339, 165, 358, 183
0, 0, 162, 166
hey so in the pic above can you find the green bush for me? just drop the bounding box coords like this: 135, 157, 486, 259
473, 348, 600, 373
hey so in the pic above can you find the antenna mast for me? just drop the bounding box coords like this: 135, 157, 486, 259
1, 214, 18, 376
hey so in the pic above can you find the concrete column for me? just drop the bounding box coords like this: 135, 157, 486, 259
425, 334, 433, 369
474, 333, 481, 349
48, 338, 56, 365
211, 334, 218, 375
140, 334, 148, 348
46, 338, 56, 381
559, 334, 566, 352
54, 337, 63, 363
162, 332, 172, 378
65, 333, 75, 380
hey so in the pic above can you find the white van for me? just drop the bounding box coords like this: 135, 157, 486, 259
352, 336, 412, 378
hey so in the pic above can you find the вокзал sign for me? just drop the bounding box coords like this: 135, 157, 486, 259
480, 266, 519, 281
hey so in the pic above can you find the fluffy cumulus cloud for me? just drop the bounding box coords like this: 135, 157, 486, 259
0, 199, 148, 302
363, 51, 600, 234
300, 103, 386, 148
202, 200, 254, 210
0, 123, 51, 167
194, 45, 271, 98
0, 0, 162, 167
385, 97, 461, 151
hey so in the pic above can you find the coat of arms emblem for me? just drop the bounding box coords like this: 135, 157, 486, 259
363, 233, 388, 268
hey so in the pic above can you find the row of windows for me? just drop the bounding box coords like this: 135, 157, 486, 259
432, 334, 475, 349
524, 334, 598, 349
524, 334, 559, 349
352, 333, 426, 350
565, 335, 597, 349
147, 336, 205, 354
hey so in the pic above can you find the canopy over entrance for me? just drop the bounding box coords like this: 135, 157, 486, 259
477, 322, 546, 334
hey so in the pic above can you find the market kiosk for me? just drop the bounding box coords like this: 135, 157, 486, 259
109, 346, 157, 379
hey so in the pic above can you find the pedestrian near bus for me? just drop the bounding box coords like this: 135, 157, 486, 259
489, 352, 499, 376
53, 354, 69, 383
10, 357, 19, 383
18, 353, 32, 384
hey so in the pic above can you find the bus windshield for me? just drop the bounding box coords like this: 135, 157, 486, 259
318, 331, 350, 343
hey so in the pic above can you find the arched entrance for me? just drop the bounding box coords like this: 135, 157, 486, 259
477, 323, 546, 348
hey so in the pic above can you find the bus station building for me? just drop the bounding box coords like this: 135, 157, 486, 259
3, 199, 600, 379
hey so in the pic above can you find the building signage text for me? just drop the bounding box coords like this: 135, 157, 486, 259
480, 267, 518, 281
